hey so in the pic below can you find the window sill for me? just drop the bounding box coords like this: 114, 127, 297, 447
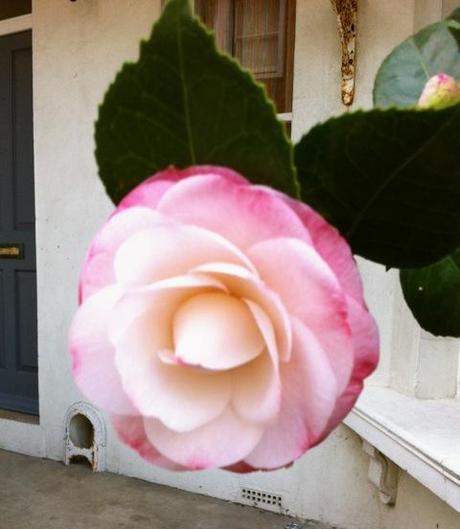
344, 386, 460, 512
277, 112, 292, 122
0, 14, 32, 37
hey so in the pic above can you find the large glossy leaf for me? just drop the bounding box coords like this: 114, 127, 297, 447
374, 8, 460, 108
295, 104, 460, 269
95, 0, 297, 204
400, 249, 460, 337
373, 9, 460, 336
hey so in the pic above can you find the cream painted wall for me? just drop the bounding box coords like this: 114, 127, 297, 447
444, 0, 460, 16
0, 1, 458, 528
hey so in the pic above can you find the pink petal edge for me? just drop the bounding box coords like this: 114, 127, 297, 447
111, 415, 184, 471
116, 165, 249, 213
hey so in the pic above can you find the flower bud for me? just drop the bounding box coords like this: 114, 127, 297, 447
418, 73, 460, 110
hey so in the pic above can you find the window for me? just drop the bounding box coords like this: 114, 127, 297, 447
195, 0, 296, 116
0, 0, 31, 22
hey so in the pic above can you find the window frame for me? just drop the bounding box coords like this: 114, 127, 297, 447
162, 0, 296, 129
0, 13, 32, 38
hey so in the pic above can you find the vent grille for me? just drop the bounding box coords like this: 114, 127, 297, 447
240, 487, 283, 510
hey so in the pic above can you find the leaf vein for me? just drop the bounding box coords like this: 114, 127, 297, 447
346, 108, 460, 238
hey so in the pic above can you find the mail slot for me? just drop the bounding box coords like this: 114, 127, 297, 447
0, 244, 23, 259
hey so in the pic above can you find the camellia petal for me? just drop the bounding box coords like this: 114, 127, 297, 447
191, 262, 292, 362
144, 407, 264, 470
232, 352, 281, 425
79, 252, 115, 302
69, 285, 137, 415
323, 296, 379, 432
243, 298, 279, 364
248, 238, 353, 393
79, 207, 164, 301
116, 165, 249, 212
113, 224, 256, 286
111, 415, 184, 470
244, 318, 338, 470
115, 311, 232, 433
157, 173, 312, 250
108, 273, 227, 345
346, 296, 379, 381
173, 293, 264, 370
92, 207, 165, 254
284, 197, 365, 304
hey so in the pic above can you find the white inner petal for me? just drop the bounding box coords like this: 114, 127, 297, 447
108, 273, 227, 346
113, 223, 258, 286
173, 292, 265, 370
191, 262, 292, 362
115, 310, 232, 433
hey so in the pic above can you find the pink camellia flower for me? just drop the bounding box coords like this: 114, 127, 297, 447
69, 166, 379, 471
418, 73, 460, 109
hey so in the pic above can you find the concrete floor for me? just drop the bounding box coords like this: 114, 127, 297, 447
0, 449, 330, 529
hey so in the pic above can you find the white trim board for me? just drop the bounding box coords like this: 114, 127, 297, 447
277, 112, 292, 122
0, 418, 44, 458
345, 386, 460, 512
0, 14, 32, 37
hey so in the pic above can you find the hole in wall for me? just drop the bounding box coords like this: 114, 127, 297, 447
68, 455, 93, 469
69, 413, 94, 449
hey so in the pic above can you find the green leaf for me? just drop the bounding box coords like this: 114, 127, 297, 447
373, 9, 460, 336
374, 8, 460, 108
294, 104, 460, 269
95, 0, 297, 204
400, 249, 460, 337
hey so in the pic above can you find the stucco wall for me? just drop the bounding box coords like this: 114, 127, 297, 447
1, 1, 459, 528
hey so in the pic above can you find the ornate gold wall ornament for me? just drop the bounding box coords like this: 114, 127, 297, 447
330, 0, 358, 106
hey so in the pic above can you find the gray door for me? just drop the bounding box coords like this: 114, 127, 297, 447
0, 30, 38, 415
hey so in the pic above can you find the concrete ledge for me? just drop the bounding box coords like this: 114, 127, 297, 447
345, 386, 460, 512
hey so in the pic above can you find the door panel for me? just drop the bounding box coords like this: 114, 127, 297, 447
0, 30, 38, 415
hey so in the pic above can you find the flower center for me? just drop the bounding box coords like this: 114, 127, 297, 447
172, 292, 264, 370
